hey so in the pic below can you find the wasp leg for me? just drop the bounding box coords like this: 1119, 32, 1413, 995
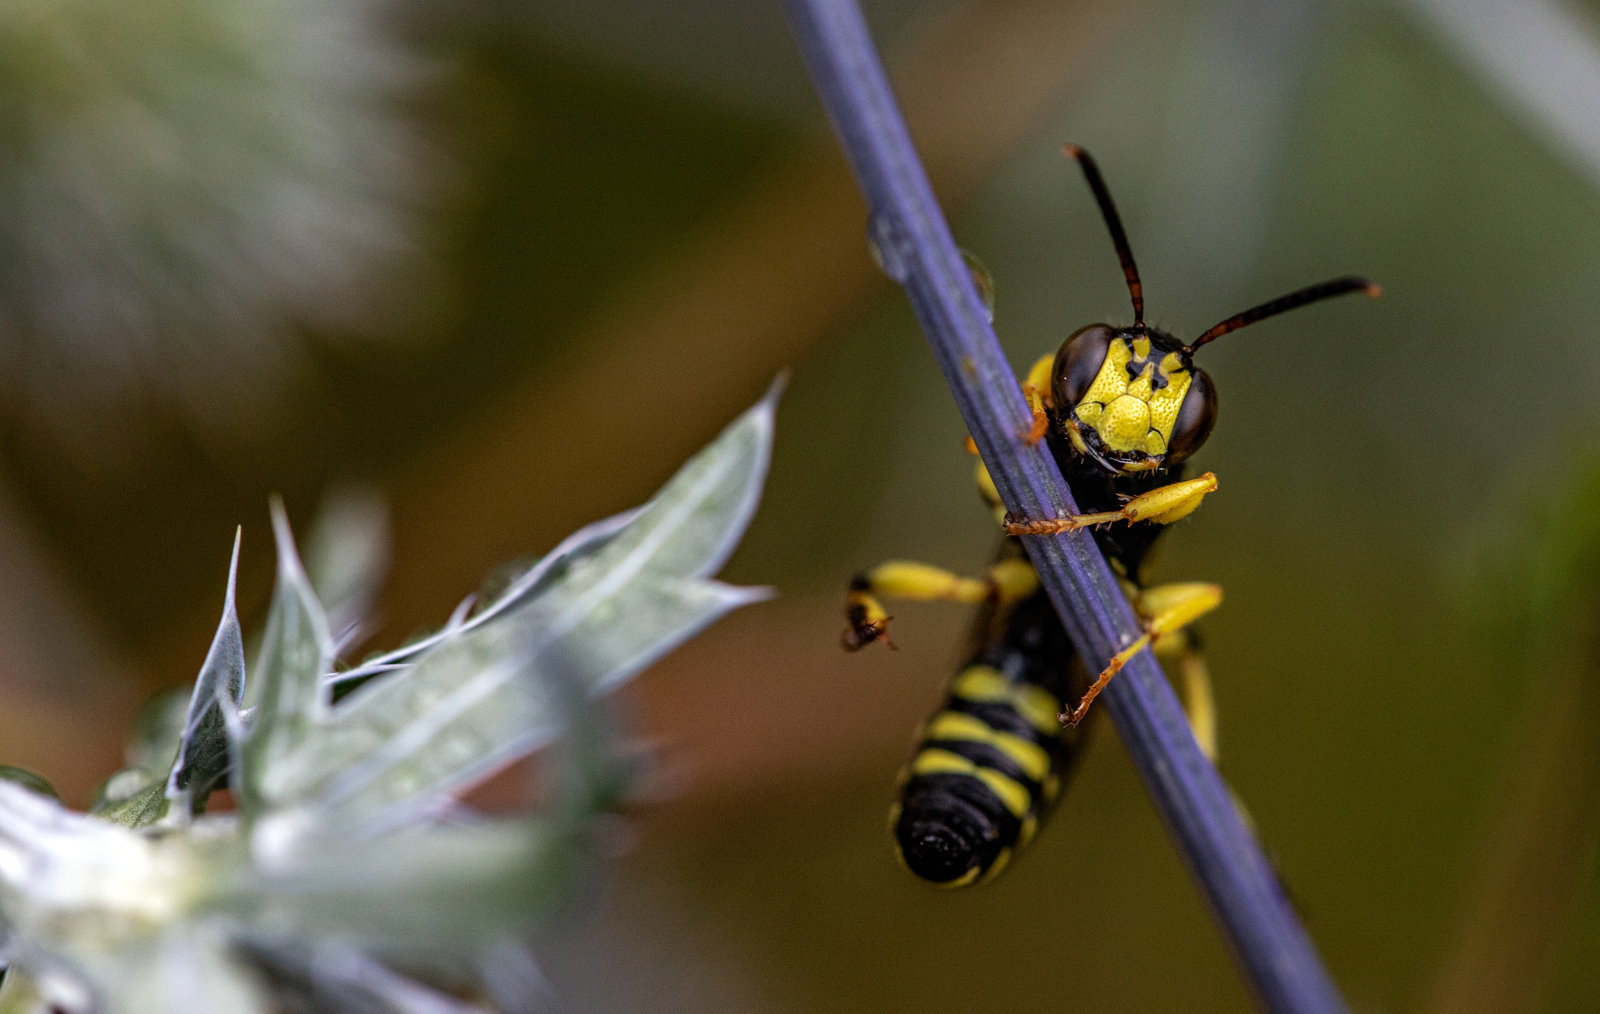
1004, 472, 1217, 536
963, 349, 1055, 456
1021, 353, 1055, 445
843, 559, 1039, 650
973, 459, 1010, 527
1061, 581, 1221, 726
1154, 632, 1217, 762
1178, 645, 1218, 762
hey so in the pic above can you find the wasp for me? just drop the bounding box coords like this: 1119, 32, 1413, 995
845, 144, 1378, 887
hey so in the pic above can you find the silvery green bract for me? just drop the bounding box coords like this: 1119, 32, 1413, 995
0, 385, 779, 1013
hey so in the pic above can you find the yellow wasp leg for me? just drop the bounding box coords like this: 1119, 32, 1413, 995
1152, 631, 1218, 762
843, 559, 1039, 651
1062, 581, 1221, 727
973, 458, 1008, 526
1004, 472, 1217, 536
1178, 644, 1218, 762
1021, 353, 1055, 445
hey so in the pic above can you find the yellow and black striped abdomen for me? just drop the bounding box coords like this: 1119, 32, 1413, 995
892, 585, 1091, 886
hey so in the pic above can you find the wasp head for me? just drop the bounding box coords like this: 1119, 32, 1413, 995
1051, 323, 1216, 475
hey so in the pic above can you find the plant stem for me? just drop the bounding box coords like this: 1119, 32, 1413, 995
781, 2, 1351, 1011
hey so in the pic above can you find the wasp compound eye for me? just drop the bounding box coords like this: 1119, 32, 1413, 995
1052, 323, 1116, 411
1164, 366, 1216, 463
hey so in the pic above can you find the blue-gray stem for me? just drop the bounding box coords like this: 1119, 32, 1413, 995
781, 2, 1350, 1012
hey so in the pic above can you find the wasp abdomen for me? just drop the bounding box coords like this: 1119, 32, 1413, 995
892, 631, 1083, 886
894, 769, 1028, 886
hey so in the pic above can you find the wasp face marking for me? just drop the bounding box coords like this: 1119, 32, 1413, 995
1053, 326, 1208, 472
1074, 335, 1192, 458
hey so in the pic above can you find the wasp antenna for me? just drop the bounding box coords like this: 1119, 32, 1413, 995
1188, 276, 1380, 351
1063, 144, 1144, 326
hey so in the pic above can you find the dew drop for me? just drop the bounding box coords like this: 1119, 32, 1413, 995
960, 248, 996, 323
866, 211, 911, 282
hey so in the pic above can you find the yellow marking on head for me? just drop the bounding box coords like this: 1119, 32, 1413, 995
1073, 336, 1194, 463
975, 768, 1031, 817
1146, 360, 1191, 447
1127, 362, 1154, 400
1097, 395, 1153, 452
1079, 336, 1132, 407
925, 712, 1051, 781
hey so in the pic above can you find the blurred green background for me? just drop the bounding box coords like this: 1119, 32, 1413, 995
1, 0, 1598, 1011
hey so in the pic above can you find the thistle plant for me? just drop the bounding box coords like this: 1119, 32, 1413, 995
0, 386, 778, 1013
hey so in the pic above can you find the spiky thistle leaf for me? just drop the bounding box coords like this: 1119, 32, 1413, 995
165, 530, 246, 820
239, 500, 337, 816
0, 385, 781, 1013
254, 381, 778, 843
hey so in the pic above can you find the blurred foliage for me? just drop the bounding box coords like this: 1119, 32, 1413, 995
0, 29, 792, 657
0, 390, 774, 1013
323, 34, 794, 466
0, 0, 426, 458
